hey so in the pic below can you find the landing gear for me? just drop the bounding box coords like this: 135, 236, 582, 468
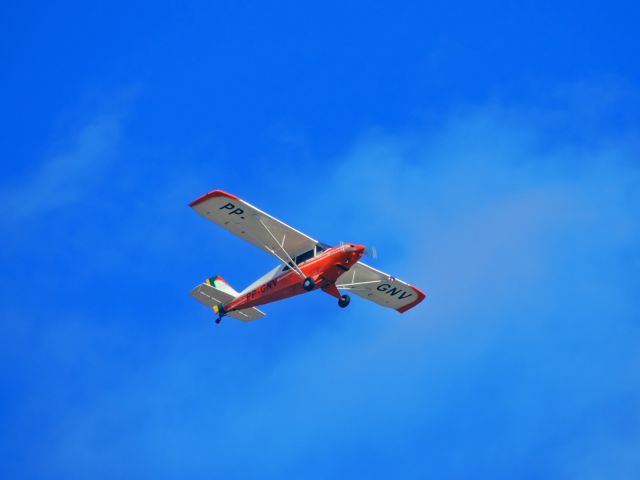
338, 294, 350, 308
303, 277, 315, 291
213, 304, 225, 324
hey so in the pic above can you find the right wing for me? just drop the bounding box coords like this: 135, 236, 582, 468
190, 190, 318, 263
336, 261, 426, 313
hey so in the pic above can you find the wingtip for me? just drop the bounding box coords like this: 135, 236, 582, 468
396, 285, 427, 313
189, 189, 241, 207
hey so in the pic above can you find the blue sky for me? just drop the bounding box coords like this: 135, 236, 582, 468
1, 1, 639, 479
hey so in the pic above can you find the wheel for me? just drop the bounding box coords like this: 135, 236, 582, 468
303, 277, 315, 291
215, 317, 222, 324
338, 294, 350, 308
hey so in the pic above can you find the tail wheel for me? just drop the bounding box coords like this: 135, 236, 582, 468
213, 304, 226, 324
303, 277, 315, 291
338, 294, 350, 308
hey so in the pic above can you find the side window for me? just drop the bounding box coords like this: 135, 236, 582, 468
282, 245, 329, 271
295, 249, 315, 265
316, 242, 330, 254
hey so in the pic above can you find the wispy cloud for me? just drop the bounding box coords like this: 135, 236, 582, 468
3, 93, 639, 479
0, 102, 128, 226
198, 100, 640, 477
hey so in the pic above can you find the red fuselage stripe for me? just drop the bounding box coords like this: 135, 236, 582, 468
225, 246, 363, 312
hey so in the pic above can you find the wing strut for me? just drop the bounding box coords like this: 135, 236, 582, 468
335, 280, 386, 290
256, 217, 306, 279
336, 267, 389, 290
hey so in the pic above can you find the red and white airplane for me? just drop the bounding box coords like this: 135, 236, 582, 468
190, 190, 426, 323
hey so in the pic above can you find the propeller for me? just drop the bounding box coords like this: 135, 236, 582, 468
364, 246, 378, 260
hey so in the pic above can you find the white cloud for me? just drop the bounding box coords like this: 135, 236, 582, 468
0, 107, 125, 226
199, 102, 640, 477
7, 97, 640, 479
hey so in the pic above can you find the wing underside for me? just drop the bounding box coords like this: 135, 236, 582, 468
336, 262, 426, 313
190, 190, 318, 263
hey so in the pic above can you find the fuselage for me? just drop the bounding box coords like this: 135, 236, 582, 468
224, 244, 365, 313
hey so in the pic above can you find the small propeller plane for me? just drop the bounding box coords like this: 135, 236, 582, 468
190, 189, 426, 323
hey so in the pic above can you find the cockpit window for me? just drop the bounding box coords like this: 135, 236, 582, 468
295, 249, 315, 264
281, 248, 319, 271
316, 242, 331, 253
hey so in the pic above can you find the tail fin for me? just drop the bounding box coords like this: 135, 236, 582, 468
191, 275, 266, 322
204, 275, 239, 297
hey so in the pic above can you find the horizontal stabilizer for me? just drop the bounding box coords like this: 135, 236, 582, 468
227, 307, 266, 322
191, 278, 266, 322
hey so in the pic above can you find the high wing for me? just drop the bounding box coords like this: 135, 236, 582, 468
336, 262, 426, 313
190, 190, 318, 265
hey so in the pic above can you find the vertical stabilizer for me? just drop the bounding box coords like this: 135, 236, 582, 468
205, 275, 239, 297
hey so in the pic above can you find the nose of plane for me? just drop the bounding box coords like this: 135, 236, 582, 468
347, 244, 366, 255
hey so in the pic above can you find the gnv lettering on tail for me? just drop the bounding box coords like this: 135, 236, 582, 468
220, 202, 245, 219
377, 283, 413, 300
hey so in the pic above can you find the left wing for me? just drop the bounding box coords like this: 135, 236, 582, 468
336, 262, 426, 313
190, 190, 318, 263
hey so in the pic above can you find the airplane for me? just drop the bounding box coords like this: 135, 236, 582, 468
189, 189, 426, 323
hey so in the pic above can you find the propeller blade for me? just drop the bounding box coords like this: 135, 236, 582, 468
364, 246, 378, 260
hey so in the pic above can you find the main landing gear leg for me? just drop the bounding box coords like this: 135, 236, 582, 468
321, 283, 351, 308
321, 283, 341, 299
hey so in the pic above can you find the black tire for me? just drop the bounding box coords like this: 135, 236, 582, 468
338, 294, 350, 308
303, 277, 315, 291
